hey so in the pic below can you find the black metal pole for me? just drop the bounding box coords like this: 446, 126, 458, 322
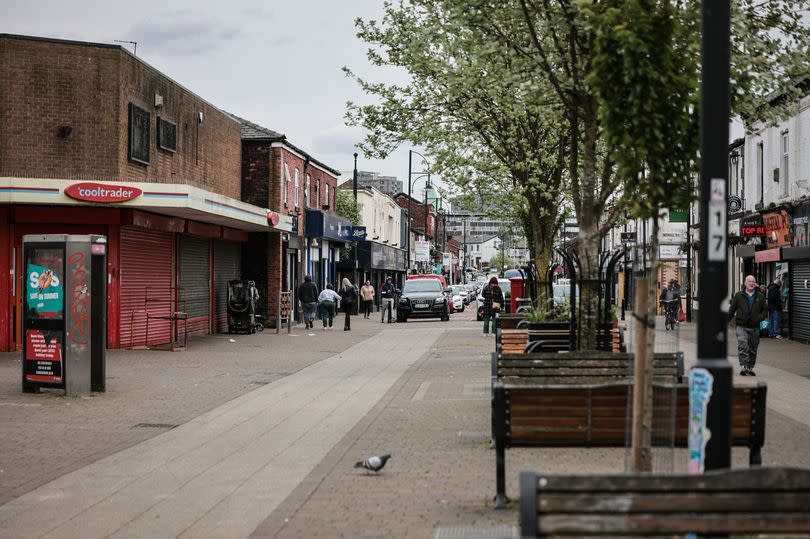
696, 0, 732, 472
407, 150, 412, 273
353, 152, 359, 288
687, 206, 693, 323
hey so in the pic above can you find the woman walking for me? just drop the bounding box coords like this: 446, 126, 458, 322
340, 277, 358, 331
360, 280, 375, 319
481, 276, 504, 335
317, 283, 341, 330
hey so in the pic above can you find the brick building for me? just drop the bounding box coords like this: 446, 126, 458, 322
234, 116, 346, 325
0, 34, 291, 352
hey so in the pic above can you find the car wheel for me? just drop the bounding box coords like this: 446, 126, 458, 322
397, 314, 407, 323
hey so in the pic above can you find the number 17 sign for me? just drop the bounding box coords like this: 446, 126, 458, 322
707, 178, 727, 262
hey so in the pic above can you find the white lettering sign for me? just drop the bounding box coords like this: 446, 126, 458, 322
707, 178, 727, 262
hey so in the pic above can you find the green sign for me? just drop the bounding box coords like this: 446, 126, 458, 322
27, 263, 64, 318
669, 209, 688, 223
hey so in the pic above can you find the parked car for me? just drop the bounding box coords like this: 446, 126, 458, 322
476, 278, 512, 321
398, 278, 450, 322
451, 285, 469, 305
451, 293, 464, 312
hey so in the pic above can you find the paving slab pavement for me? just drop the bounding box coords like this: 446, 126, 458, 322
0, 322, 442, 538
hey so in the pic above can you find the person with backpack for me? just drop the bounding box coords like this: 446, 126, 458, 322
728, 275, 768, 376
340, 277, 358, 331
481, 276, 504, 335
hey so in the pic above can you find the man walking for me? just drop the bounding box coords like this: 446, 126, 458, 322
767, 278, 783, 339
381, 277, 396, 323
728, 275, 768, 376
297, 275, 319, 330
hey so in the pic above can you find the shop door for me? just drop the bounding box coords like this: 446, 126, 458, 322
214, 240, 241, 332
179, 236, 211, 336
119, 227, 173, 348
791, 260, 810, 342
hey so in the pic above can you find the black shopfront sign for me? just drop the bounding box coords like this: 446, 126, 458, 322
740, 214, 765, 240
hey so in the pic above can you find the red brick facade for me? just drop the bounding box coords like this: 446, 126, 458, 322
394, 194, 436, 238
0, 35, 241, 198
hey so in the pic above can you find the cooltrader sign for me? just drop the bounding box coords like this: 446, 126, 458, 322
64, 182, 143, 203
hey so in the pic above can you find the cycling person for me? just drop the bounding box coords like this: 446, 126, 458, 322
659, 280, 681, 330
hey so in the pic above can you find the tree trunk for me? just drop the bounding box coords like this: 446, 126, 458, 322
576, 226, 601, 350
530, 209, 555, 314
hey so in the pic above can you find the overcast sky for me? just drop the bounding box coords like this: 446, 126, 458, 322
2, 0, 436, 192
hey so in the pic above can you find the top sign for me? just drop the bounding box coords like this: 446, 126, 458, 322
740, 215, 765, 239
65, 182, 142, 203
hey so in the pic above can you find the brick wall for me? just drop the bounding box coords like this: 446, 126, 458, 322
0, 35, 241, 200
241, 142, 271, 207
0, 36, 120, 179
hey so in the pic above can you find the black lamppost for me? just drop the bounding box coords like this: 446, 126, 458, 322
353, 152, 359, 287
407, 149, 431, 272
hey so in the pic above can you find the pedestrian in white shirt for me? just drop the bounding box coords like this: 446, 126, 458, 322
317, 283, 341, 330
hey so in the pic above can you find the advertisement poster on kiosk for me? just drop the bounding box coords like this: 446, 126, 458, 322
24, 247, 65, 385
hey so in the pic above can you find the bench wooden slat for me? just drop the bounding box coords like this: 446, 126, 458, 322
521, 468, 810, 537
537, 513, 810, 535
492, 382, 768, 508
537, 492, 810, 513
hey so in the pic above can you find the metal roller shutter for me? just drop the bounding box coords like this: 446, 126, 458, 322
179, 236, 211, 336
214, 241, 241, 332
791, 260, 810, 342
120, 227, 174, 347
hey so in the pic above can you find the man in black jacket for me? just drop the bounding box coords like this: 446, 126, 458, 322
766, 278, 783, 339
297, 275, 319, 329
728, 275, 767, 376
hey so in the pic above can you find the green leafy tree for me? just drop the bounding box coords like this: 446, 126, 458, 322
489, 252, 515, 273
344, 0, 567, 311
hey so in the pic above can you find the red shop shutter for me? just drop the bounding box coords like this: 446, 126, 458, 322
214, 240, 241, 333
119, 227, 174, 347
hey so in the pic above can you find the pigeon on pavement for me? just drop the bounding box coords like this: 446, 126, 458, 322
354, 454, 391, 473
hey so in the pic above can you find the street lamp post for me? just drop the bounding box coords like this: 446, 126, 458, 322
406, 149, 431, 273
353, 152, 359, 287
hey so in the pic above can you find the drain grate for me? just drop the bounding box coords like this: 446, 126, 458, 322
457, 431, 491, 441
132, 423, 179, 430
463, 383, 489, 395
435, 526, 517, 539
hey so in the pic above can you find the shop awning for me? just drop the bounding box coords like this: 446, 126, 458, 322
0, 178, 292, 232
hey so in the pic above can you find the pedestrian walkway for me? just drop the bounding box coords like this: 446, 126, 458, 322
0, 326, 443, 539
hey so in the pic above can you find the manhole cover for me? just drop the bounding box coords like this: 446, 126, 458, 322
132, 423, 179, 429
434, 526, 517, 539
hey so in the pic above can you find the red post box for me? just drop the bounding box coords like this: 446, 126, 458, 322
510, 276, 527, 313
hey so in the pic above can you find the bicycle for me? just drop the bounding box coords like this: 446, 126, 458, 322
662, 299, 679, 331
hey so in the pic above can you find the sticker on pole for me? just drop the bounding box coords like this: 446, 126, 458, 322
707, 178, 726, 262
688, 368, 714, 474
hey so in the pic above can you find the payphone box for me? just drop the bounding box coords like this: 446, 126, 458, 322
22, 234, 107, 396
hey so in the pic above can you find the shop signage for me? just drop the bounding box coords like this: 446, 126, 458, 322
754, 248, 781, 263
65, 182, 142, 203
668, 209, 688, 223
740, 215, 765, 239
659, 244, 685, 260
414, 240, 431, 262
792, 202, 810, 247
338, 226, 367, 240
620, 232, 636, 243
267, 211, 280, 226
762, 210, 792, 249
728, 195, 743, 214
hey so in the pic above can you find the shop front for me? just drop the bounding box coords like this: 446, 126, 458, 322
339, 241, 407, 308
785, 202, 810, 343
0, 178, 287, 351
304, 209, 351, 291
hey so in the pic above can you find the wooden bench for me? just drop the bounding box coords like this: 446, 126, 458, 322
492, 381, 767, 507
499, 329, 530, 355
519, 466, 809, 537
496, 313, 528, 330
491, 351, 685, 386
